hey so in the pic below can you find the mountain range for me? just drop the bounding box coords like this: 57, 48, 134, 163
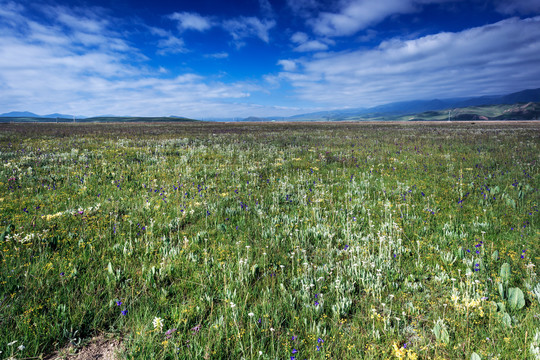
266, 87, 540, 121
1, 88, 540, 121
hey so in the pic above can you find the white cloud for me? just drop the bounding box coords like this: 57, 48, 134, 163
306, 0, 464, 37
294, 40, 329, 52
277, 59, 297, 71
149, 27, 186, 54
156, 35, 186, 55
279, 16, 540, 106
169, 12, 213, 32
290, 31, 331, 52
258, 0, 275, 18
0, 3, 293, 118
165, 11, 275, 49
286, 0, 321, 17
312, 0, 416, 36
205, 52, 229, 59
495, 0, 540, 14
223, 17, 276, 43
291, 32, 309, 44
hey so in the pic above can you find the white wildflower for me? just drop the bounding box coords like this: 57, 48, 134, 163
153, 317, 164, 333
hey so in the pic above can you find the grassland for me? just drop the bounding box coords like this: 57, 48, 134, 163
0, 121, 539, 360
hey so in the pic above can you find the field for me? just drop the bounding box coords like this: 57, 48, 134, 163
0, 121, 539, 360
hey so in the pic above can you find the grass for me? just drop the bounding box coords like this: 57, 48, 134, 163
0, 121, 539, 360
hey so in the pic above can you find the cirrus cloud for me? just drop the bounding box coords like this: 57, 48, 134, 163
0, 1, 294, 118
278, 16, 540, 106
168, 12, 214, 32
303, 0, 462, 37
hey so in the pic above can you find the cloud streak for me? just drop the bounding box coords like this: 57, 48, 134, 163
222, 17, 276, 44
0, 2, 292, 118
301, 0, 461, 37
278, 16, 540, 106
169, 12, 214, 32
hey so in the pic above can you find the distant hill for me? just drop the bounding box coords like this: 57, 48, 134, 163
0, 111, 40, 117
240, 116, 267, 122
81, 116, 198, 122
267, 87, 540, 121
0, 111, 84, 119
402, 102, 540, 121
0, 115, 198, 123
2, 87, 540, 122
43, 113, 78, 119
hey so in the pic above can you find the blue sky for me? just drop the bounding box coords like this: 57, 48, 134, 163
1, 0, 540, 118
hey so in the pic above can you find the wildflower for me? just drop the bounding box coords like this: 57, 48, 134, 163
318, 338, 324, 343
191, 325, 201, 334
153, 317, 164, 332
116, 301, 122, 306
248, 312, 254, 317
165, 328, 177, 339
230, 302, 236, 308
121, 310, 128, 316
18, 345, 25, 351
7, 341, 17, 346
392, 342, 407, 359
292, 349, 298, 354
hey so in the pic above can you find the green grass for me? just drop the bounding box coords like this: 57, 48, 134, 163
0, 122, 539, 360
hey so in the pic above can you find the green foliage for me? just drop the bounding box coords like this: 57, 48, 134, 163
500, 263, 511, 283
507, 287, 525, 311
432, 319, 450, 344
471, 352, 482, 360
0, 122, 538, 360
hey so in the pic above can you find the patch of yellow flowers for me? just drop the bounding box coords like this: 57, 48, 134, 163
392, 342, 418, 359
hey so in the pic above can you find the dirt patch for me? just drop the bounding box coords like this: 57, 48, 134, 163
44, 335, 122, 360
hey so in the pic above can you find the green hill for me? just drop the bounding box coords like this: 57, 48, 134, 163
405, 102, 540, 121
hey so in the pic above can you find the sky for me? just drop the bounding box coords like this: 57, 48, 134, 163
1, 0, 540, 118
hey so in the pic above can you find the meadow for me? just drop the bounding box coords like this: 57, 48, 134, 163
0, 121, 538, 360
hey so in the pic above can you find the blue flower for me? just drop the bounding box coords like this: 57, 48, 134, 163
318, 338, 324, 343
292, 349, 297, 354
121, 309, 128, 316
116, 301, 122, 306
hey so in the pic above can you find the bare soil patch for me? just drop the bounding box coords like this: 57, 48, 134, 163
44, 336, 122, 360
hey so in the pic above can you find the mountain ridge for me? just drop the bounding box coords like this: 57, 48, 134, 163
2, 88, 540, 121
